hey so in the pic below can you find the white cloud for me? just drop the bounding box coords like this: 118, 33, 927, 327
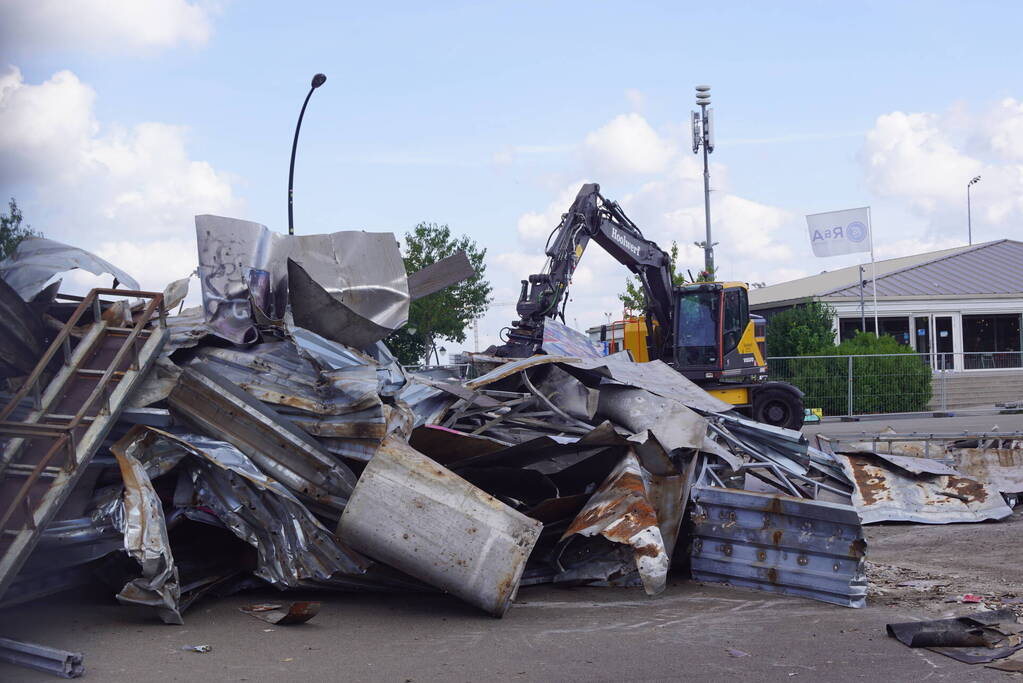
0, 66, 240, 298
583, 113, 675, 176
863, 111, 980, 214
863, 103, 1023, 231
982, 98, 1023, 162
0, 0, 215, 56
515, 180, 588, 244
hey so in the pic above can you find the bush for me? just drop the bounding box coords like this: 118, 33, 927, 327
765, 300, 836, 357
772, 333, 932, 415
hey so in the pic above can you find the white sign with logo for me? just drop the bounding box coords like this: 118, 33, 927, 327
806, 207, 871, 257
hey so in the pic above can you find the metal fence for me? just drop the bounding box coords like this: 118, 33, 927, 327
768, 351, 1023, 417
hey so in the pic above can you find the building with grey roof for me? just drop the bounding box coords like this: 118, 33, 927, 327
749, 239, 1023, 373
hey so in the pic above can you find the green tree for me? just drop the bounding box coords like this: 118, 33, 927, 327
0, 199, 39, 261
388, 222, 492, 366
618, 241, 687, 311
765, 299, 837, 357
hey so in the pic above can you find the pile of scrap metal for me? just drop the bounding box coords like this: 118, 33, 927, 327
2, 216, 1014, 675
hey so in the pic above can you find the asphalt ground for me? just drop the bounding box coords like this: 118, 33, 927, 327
1, 417, 1020, 682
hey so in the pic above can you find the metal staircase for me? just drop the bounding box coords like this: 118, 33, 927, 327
0, 289, 167, 600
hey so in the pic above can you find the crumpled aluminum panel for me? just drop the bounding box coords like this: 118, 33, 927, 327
557, 356, 733, 413
0, 236, 140, 300
193, 342, 382, 416
337, 436, 542, 617
168, 364, 357, 510
837, 453, 1013, 524
117, 426, 369, 587
110, 439, 182, 624
690, 485, 867, 608
195, 214, 409, 345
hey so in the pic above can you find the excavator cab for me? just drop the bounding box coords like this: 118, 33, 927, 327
673, 282, 765, 381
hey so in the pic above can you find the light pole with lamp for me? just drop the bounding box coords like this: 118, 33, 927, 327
967, 175, 981, 245
288, 73, 327, 235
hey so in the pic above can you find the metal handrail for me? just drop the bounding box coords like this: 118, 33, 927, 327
0, 289, 166, 534
0, 289, 165, 426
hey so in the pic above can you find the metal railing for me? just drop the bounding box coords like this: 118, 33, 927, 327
768, 351, 1023, 417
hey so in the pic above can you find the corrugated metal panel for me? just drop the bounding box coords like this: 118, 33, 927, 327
690, 485, 867, 608
826, 240, 1023, 298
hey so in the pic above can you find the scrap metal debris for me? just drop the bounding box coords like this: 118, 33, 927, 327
0, 636, 84, 678
887, 609, 1023, 664
240, 601, 321, 625
0, 221, 1020, 678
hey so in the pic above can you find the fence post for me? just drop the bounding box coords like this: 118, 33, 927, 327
941, 365, 947, 411
847, 355, 853, 417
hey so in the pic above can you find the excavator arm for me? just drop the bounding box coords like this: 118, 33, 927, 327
497, 183, 675, 358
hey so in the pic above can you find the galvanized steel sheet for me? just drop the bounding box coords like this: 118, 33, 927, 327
690, 485, 867, 608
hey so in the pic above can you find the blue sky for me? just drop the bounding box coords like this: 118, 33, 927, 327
2, 1, 1022, 350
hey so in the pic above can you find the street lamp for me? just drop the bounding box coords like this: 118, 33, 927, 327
967, 175, 981, 245
692, 85, 716, 278
288, 73, 327, 235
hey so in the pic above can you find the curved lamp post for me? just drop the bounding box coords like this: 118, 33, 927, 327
288, 73, 327, 235
967, 175, 981, 245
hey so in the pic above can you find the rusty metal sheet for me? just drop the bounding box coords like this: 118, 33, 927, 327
337, 436, 542, 616
837, 453, 1013, 524
952, 448, 1023, 494
690, 485, 867, 608
464, 355, 578, 390
556, 450, 683, 595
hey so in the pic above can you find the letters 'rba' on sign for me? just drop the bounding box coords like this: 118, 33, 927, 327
806, 207, 871, 257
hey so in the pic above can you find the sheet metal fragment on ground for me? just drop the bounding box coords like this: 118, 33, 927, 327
837, 452, 1013, 524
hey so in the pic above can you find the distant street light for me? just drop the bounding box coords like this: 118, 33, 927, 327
967, 175, 981, 245
288, 73, 327, 235
692, 85, 715, 277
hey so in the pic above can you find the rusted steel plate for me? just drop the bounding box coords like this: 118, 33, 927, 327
337, 436, 542, 617
837, 453, 1012, 524
556, 450, 684, 595
953, 448, 1023, 494
690, 485, 867, 608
